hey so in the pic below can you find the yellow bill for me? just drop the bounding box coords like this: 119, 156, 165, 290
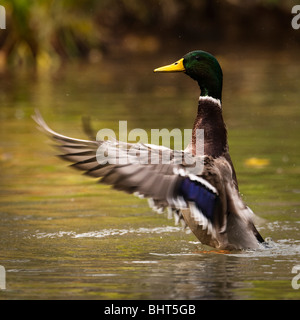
154, 58, 185, 72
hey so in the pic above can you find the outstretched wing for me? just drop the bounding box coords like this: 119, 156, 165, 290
33, 110, 227, 239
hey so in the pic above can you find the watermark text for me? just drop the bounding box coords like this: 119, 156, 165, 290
96, 121, 205, 174
0, 5, 5, 30
292, 5, 300, 30
291, 265, 300, 290
0, 265, 5, 290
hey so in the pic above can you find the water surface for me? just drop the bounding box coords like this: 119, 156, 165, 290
0, 52, 299, 299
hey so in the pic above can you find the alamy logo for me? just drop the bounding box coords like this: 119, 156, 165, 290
95, 121, 205, 175
292, 5, 300, 30
291, 265, 300, 290
0, 265, 5, 290
0, 5, 5, 29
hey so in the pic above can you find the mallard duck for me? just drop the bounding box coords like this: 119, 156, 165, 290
33, 50, 264, 250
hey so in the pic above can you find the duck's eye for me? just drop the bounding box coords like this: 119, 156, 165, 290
195, 56, 201, 61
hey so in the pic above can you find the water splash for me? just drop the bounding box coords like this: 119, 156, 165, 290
32, 226, 182, 239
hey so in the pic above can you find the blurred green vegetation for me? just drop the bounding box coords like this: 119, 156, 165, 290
0, 0, 299, 70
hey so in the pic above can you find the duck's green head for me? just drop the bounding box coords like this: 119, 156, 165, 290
154, 50, 223, 101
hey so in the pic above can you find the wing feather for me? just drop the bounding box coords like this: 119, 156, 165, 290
33, 110, 228, 245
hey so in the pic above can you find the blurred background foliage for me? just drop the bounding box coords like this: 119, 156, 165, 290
0, 0, 299, 71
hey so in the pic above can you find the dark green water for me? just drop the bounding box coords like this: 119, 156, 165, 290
0, 52, 299, 299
